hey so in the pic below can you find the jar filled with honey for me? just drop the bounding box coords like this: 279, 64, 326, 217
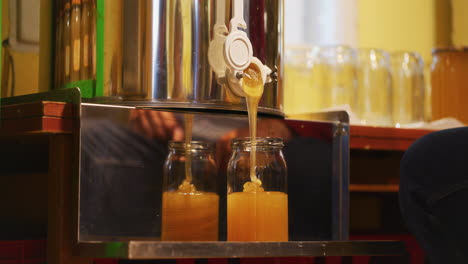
162, 141, 219, 241
227, 137, 288, 242
431, 47, 468, 124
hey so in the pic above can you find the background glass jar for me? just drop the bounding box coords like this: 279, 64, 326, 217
227, 137, 288, 242
162, 141, 219, 241
284, 45, 325, 115
320, 45, 358, 111
391, 51, 425, 127
431, 47, 468, 124
356, 48, 393, 127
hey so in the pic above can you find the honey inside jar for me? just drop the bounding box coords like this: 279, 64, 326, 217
162, 191, 219, 241
161, 121, 219, 241
227, 63, 289, 242
228, 191, 288, 241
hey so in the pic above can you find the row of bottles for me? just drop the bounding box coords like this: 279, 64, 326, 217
284, 46, 427, 127
55, 0, 96, 87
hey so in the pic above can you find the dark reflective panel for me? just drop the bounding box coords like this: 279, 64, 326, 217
78, 105, 348, 242
80, 117, 166, 238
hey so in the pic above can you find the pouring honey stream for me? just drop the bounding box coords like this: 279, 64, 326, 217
177, 113, 195, 193
242, 63, 265, 192
162, 114, 220, 241
177, 63, 264, 193
227, 62, 288, 242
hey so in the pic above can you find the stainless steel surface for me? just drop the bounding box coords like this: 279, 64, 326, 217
76, 240, 406, 259
333, 122, 349, 240
116, 0, 284, 115
287, 111, 350, 124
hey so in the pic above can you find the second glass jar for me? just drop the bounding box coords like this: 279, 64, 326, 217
227, 137, 288, 242
162, 141, 219, 241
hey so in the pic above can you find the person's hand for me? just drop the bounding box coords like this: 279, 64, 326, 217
129, 109, 184, 142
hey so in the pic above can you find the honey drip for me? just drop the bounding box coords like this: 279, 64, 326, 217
242, 63, 264, 193
228, 63, 289, 242
162, 114, 220, 241
178, 113, 196, 193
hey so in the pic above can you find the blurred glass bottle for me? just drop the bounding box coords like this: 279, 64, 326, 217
63, 0, 72, 84
321, 45, 358, 110
70, 0, 81, 82
284, 46, 326, 115
90, 0, 96, 79
162, 141, 219, 241
81, 0, 92, 80
391, 51, 425, 127
356, 48, 393, 126
55, 0, 64, 87
423, 59, 432, 122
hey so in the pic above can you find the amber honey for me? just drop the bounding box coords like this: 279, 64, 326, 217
243, 63, 264, 183
228, 191, 288, 241
162, 191, 219, 241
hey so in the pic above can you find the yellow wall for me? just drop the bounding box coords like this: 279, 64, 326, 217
8, 52, 40, 96
452, 0, 468, 46
357, 0, 436, 61
2, 0, 40, 97
356, 0, 468, 122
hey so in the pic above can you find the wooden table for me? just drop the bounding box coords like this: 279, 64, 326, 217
350, 125, 434, 151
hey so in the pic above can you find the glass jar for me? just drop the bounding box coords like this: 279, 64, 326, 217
431, 47, 468, 124
227, 137, 288, 242
320, 45, 358, 110
356, 48, 393, 126
284, 45, 325, 115
162, 141, 219, 241
391, 51, 425, 127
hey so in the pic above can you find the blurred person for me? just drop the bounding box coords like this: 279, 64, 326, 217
129, 109, 184, 143
400, 127, 468, 264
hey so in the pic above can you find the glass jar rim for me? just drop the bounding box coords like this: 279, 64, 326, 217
168, 141, 214, 151
358, 47, 390, 54
432, 46, 468, 54
390, 50, 423, 58
231, 137, 284, 148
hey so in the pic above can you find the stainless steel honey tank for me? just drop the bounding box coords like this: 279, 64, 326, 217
118, 0, 284, 116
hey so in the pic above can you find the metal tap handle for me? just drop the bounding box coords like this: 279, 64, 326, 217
208, 0, 229, 83
214, 0, 227, 34
230, 0, 246, 31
